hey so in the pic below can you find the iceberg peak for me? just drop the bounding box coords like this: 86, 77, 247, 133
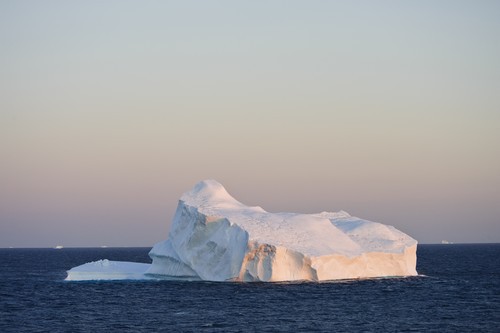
181, 179, 242, 207
188, 179, 228, 197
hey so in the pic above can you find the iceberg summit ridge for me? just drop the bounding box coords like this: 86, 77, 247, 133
66, 180, 418, 282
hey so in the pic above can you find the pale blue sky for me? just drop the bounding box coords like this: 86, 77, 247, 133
1, 1, 499, 247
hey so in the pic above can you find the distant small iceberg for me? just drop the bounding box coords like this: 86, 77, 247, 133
54, 245, 64, 249
441, 240, 453, 244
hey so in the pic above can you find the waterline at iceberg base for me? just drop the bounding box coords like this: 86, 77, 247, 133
66, 180, 418, 282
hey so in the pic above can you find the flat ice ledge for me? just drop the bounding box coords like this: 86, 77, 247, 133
65, 259, 203, 281
65, 260, 151, 281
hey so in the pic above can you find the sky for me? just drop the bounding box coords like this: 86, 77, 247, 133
1, 0, 499, 247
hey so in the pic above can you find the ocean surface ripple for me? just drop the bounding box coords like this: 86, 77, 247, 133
1, 244, 499, 332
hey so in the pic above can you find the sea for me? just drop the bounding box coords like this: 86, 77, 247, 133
1, 244, 499, 332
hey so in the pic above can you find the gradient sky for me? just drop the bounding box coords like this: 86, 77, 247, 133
1, 1, 499, 247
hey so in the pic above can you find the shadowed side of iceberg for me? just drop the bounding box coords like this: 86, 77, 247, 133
148, 200, 249, 281
146, 239, 199, 278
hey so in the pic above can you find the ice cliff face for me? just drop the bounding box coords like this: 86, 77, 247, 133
147, 180, 418, 282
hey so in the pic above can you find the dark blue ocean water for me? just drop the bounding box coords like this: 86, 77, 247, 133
1, 244, 499, 332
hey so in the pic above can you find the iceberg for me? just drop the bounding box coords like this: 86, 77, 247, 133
66, 180, 418, 282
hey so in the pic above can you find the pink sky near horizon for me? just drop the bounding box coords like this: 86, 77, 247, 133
1, 1, 499, 247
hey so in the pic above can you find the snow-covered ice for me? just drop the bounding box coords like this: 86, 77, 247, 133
66, 180, 418, 282
65, 259, 151, 281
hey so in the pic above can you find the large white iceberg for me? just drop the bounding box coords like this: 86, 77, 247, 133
66, 180, 418, 282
